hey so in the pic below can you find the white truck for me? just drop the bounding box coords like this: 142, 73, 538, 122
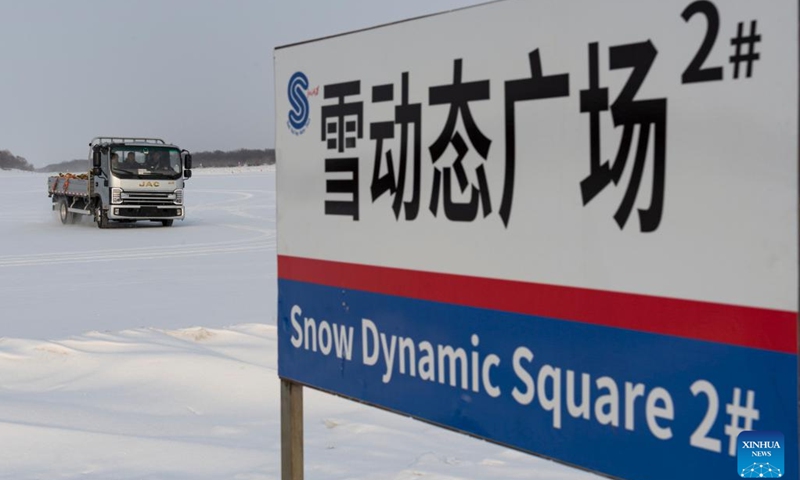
48, 137, 192, 228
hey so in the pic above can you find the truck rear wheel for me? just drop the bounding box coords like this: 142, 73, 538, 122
58, 198, 74, 225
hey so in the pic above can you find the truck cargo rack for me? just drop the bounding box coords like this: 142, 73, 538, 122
90, 137, 166, 146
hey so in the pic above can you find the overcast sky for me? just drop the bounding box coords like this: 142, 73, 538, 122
0, 0, 487, 167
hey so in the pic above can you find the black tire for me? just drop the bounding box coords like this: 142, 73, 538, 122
58, 198, 74, 225
161, 219, 174, 227
96, 203, 109, 229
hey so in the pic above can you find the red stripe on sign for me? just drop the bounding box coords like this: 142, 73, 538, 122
278, 255, 798, 355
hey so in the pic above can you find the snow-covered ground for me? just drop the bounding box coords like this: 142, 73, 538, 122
0, 167, 602, 479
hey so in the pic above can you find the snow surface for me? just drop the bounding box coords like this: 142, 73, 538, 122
0, 167, 602, 479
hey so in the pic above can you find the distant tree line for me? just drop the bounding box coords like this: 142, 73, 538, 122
39, 159, 88, 173
191, 148, 275, 168
35, 148, 276, 173
0, 150, 35, 171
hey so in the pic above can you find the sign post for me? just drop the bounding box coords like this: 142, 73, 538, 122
275, 1, 798, 478
280, 379, 303, 480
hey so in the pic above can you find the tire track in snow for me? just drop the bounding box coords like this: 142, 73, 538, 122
0, 227, 274, 268
0, 185, 275, 268
0, 243, 274, 268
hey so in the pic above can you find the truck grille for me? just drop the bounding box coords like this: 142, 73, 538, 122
121, 191, 175, 205
117, 207, 181, 217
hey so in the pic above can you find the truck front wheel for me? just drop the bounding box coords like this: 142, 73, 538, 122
161, 219, 174, 227
96, 204, 109, 229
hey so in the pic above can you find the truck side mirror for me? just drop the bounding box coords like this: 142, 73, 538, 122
184, 169, 192, 179
92, 149, 102, 176
184, 153, 192, 169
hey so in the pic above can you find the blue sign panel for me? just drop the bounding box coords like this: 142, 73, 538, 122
277, 272, 797, 480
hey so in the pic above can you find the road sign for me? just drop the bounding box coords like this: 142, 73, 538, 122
275, 1, 798, 478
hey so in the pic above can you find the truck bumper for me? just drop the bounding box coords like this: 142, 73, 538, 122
107, 205, 185, 221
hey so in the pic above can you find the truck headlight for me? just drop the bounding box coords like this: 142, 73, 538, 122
111, 188, 122, 205
174, 188, 183, 205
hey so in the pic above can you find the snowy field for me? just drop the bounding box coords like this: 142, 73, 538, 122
0, 167, 601, 479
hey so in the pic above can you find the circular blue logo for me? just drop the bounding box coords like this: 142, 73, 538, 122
288, 71, 310, 134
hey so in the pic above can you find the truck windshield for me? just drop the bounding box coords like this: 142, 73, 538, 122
111, 147, 182, 180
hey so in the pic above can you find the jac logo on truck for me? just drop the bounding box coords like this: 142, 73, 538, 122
138, 181, 160, 187
287, 71, 318, 135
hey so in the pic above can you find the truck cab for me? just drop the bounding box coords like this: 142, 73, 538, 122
90, 137, 192, 227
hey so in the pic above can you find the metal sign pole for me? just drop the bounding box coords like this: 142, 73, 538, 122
281, 378, 304, 480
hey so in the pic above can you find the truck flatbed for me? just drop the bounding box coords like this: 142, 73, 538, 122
47, 173, 91, 198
